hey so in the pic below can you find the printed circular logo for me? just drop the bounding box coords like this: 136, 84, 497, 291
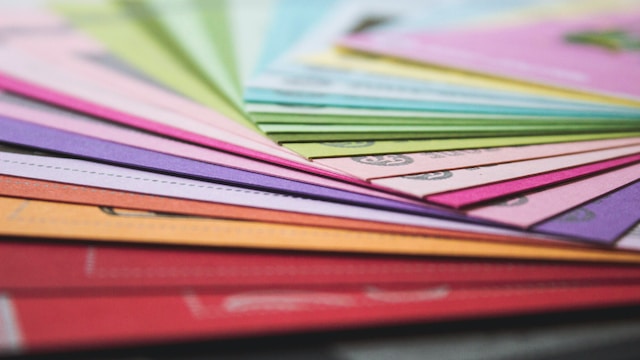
402, 171, 453, 181
351, 155, 414, 167
493, 196, 529, 207
321, 141, 375, 148
556, 208, 595, 223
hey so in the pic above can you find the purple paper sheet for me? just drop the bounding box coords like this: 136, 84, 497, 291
533, 181, 640, 245
0, 114, 473, 222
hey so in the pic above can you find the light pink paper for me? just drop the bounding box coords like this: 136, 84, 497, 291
371, 144, 640, 197
315, 138, 640, 180
466, 162, 640, 228
427, 153, 640, 208
0, 9, 276, 148
342, 11, 640, 101
0, 48, 351, 182
0, 94, 420, 203
616, 224, 640, 250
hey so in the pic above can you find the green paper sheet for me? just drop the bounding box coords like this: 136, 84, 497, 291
259, 123, 638, 134
55, 0, 257, 133
227, 0, 276, 85
284, 132, 640, 158
140, 0, 243, 108
249, 110, 640, 126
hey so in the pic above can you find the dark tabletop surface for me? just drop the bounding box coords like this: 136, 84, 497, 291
6, 304, 640, 360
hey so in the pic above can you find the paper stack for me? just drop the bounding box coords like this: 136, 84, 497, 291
1, 0, 639, 355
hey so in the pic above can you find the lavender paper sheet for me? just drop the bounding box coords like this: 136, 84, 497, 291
0, 114, 470, 221
533, 181, 640, 245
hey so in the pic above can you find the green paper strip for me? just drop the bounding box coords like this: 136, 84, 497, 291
285, 132, 640, 158
250, 111, 639, 126
268, 128, 639, 142
259, 123, 637, 134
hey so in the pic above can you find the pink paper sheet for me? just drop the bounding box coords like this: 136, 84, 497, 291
466, 162, 640, 228
0, 48, 352, 182
0, 94, 420, 204
372, 144, 640, 197
315, 138, 640, 180
427, 153, 640, 208
0, 8, 308, 156
341, 11, 640, 101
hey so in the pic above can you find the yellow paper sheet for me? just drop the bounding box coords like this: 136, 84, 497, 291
305, 49, 640, 108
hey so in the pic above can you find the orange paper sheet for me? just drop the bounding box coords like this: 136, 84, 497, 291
3, 196, 640, 263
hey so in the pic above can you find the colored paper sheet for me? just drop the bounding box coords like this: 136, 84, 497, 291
246, 72, 640, 118
0, 174, 491, 243
0, 46, 346, 179
0, 49, 227, 137
245, 87, 640, 119
340, 11, 640, 102
0, 53, 340, 178
0, 173, 547, 245
304, 48, 640, 110
285, 133, 640, 158
7, 239, 640, 292
0, 92, 418, 203
268, 127, 637, 144
0, 8, 274, 147
5, 4, 360, 173
426, 153, 640, 209
314, 137, 640, 180
371, 144, 640, 198
249, 105, 640, 125
0, 121, 472, 222
259, 123, 637, 135
3, 283, 640, 353
467, 163, 640, 228
0, 46, 253, 144
617, 224, 640, 251
4, 197, 640, 262
53, 1, 258, 130
300, 0, 640, 109
371, 0, 560, 32
227, 0, 276, 84
533, 181, 640, 245
139, 0, 243, 108
380, 0, 640, 34
247, 0, 640, 117
0, 152, 543, 241
251, 0, 336, 76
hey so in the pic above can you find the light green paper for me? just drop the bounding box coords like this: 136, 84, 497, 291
259, 123, 637, 134
227, 0, 276, 85
268, 127, 639, 142
250, 111, 640, 126
54, 0, 258, 133
285, 132, 640, 158
141, 0, 243, 108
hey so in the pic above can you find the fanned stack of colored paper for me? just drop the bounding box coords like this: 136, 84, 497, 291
1, 0, 640, 355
